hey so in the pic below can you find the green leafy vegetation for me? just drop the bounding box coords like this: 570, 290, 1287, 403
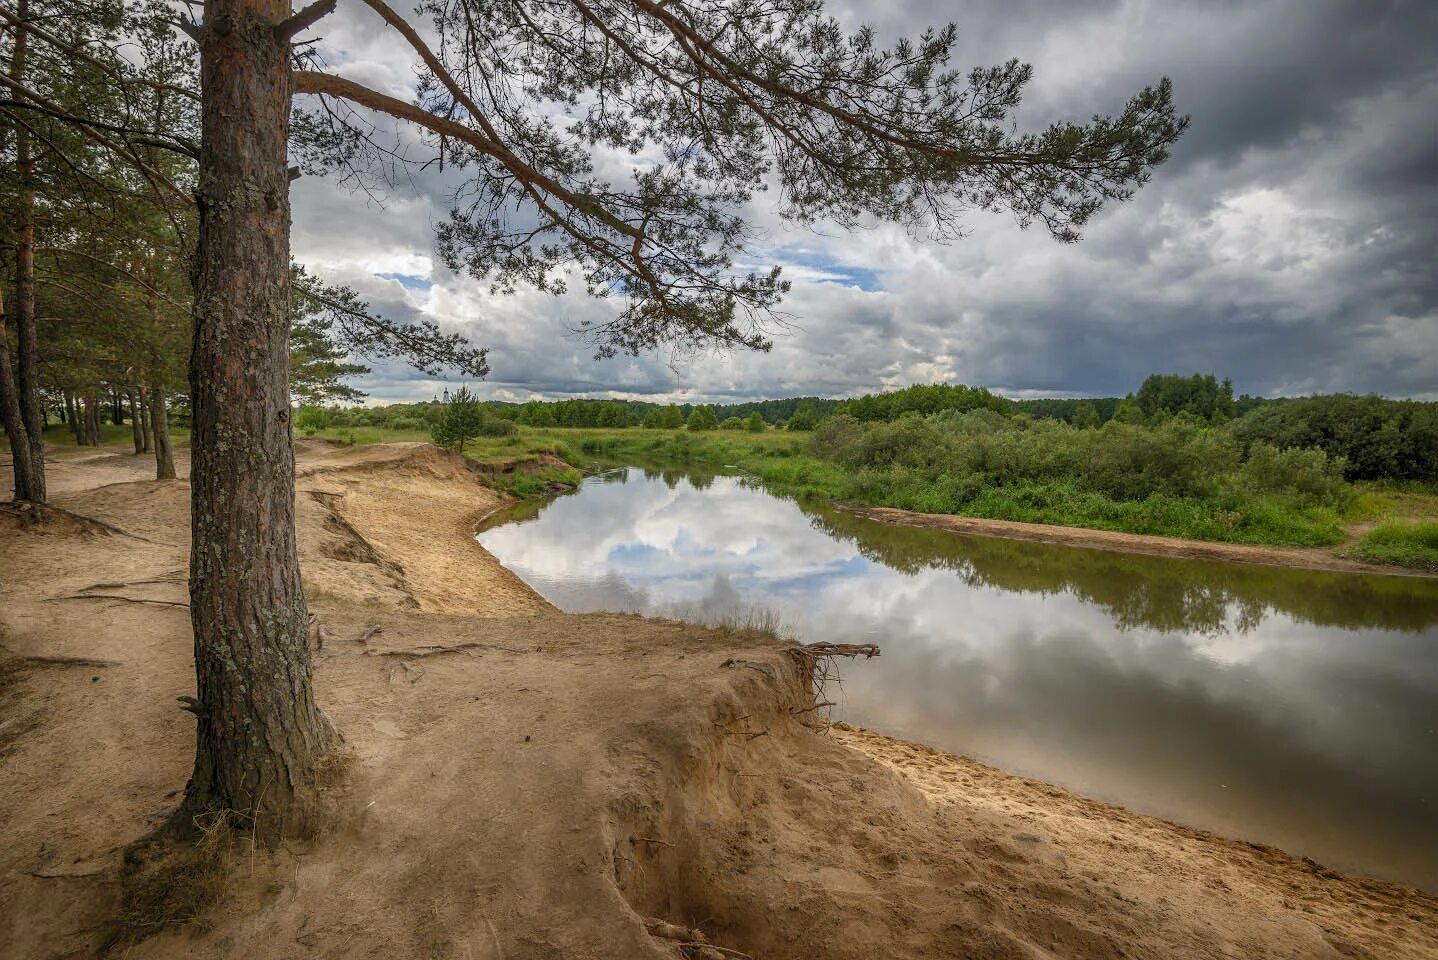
281, 372, 1438, 565
1345, 522, 1438, 571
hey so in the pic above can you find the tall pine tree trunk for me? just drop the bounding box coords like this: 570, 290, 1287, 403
0, 286, 36, 502
10, 0, 44, 503
179, 0, 336, 838
150, 382, 176, 480
129, 388, 144, 454
84, 394, 100, 446
111, 386, 125, 426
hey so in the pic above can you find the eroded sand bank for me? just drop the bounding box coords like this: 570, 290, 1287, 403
2, 441, 1434, 959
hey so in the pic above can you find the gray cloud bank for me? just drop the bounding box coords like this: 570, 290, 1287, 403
291, 0, 1438, 404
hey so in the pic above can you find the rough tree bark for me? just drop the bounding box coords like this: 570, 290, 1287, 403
149, 382, 176, 480
129, 388, 144, 454
83, 394, 100, 446
0, 286, 37, 502
5, 0, 45, 503
111, 386, 124, 426
177, 0, 337, 839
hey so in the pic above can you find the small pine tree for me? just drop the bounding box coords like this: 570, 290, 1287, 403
432, 386, 485, 454
744, 411, 765, 432
687, 405, 719, 430
659, 405, 685, 429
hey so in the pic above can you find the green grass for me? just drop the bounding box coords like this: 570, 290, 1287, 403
1344, 521, 1438, 571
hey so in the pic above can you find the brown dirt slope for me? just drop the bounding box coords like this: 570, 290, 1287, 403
1, 441, 1434, 960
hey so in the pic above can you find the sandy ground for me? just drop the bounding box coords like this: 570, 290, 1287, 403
845, 504, 1438, 579
1, 441, 1435, 959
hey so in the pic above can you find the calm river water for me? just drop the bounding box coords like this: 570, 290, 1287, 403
477, 467, 1438, 890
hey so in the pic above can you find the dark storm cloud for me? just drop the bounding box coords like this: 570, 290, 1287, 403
291, 0, 1438, 402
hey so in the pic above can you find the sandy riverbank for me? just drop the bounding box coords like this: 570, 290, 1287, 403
844, 503, 1438, 579
2, 441, 1435, 959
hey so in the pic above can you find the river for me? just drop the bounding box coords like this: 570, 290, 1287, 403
477, 466, 1438, 891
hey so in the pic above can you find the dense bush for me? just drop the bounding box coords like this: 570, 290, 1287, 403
809, 409, 1353, 545
478, 414, 518, 437
1230, 395, 1438, 483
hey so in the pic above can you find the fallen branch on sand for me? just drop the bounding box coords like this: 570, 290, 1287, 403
363, 641, 529, 658
29, 865, 106, 879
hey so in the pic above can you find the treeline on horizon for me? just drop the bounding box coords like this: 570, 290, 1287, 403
302, 373, 1438, 485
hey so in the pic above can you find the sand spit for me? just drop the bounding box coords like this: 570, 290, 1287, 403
1, 441, 1434, 959
844, 504, 1438, 579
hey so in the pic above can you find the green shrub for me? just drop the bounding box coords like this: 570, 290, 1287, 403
478, 414, 518, 437
1344, 522, 1438, 571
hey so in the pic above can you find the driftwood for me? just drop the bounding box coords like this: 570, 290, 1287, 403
794, 641, 880, 659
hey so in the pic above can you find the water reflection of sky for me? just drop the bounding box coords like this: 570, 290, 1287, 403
478, 470, 1438, 891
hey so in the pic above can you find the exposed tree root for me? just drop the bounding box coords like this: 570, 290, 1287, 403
0, 501, 172, 545
643, 918, 754, 960
74, 570, 186, 593
47, 593, 188, 608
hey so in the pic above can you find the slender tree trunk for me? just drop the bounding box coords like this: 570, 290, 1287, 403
140, 387, 153, 452
179, 0, 336, 839
65, 391, 82, 443
0, 286, 37, 502
150, 382, 176, 480
111, 386, 125, 426
129, 388, 144, 454
57, 395, 66, 425
10, 0, 44, 503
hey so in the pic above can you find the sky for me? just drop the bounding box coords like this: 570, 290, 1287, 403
290, 0, 1438, 405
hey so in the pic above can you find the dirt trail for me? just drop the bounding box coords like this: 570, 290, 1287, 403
845, 504, 1438, 579
2, 441, 1435, 959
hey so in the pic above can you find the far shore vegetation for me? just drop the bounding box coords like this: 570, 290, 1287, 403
268, 374, 1438, 570
15, 373, 1433, 569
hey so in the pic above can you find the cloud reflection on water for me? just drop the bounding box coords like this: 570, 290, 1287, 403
477, 469, 1438, 890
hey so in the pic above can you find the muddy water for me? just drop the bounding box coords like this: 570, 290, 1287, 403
478, 467, 1438, 890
